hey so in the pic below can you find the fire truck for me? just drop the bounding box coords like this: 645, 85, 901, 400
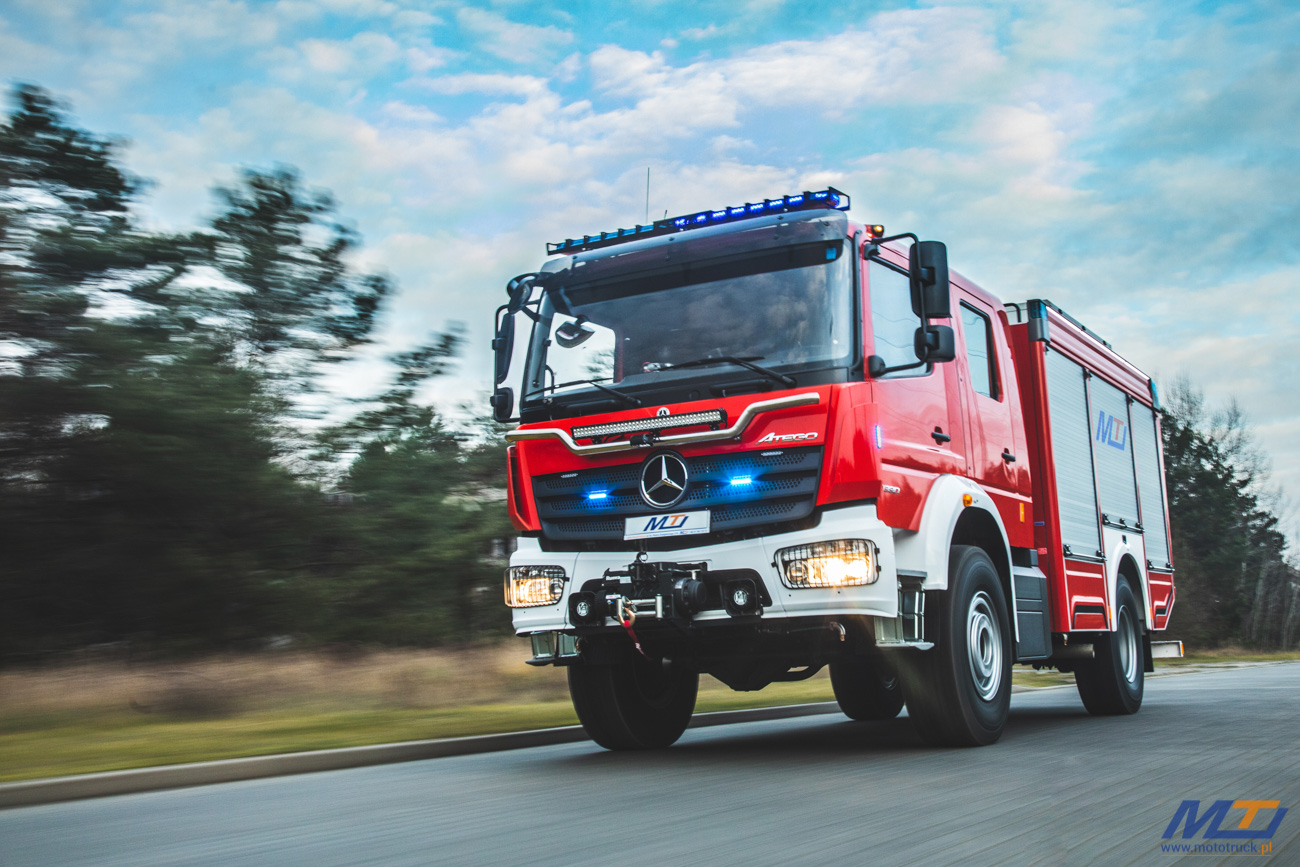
490, 188, 1180, 749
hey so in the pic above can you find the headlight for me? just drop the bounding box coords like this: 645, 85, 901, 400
776, 540, 876, 588
505, 566, 567, 607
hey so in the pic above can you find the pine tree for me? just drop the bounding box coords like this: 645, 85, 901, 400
203, 166, 390, 380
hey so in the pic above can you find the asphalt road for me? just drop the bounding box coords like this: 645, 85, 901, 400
3, 663, 1298, 867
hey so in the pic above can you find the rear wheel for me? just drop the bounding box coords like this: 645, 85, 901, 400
899, 545, 1012, 746
830, 653, 904, 721
1075, 580, 1144, 715
567, 643, 698, 750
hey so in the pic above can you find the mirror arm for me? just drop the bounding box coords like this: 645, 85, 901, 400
868, 354, 929, 379
864, 232, 932, 373
863, 231, 919, 255
864, 231, 929, 321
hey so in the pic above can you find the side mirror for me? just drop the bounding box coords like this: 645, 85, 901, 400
555, 315, 596, 349
492, 306, 515, 386
909, 240, 950, 320
914, 324, 955, 363
506, 274, 537, 315
490, 387, 514, 423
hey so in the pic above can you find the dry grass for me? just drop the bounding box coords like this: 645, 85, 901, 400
0, 644, 573, 724
0, 643, 835, 782
1160, 646, 1300, 665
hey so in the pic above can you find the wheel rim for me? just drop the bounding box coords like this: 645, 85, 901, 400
966, 590, 1003, 701
1117, 603, 1139, 684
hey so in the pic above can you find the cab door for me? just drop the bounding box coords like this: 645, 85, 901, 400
954, 288, 1030, 545
865, 255, 965, 527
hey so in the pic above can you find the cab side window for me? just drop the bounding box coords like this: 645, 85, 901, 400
868, 259, 927, 377
960, 302, 998, 399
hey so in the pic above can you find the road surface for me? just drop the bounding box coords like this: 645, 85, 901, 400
3, 663, 1298, 866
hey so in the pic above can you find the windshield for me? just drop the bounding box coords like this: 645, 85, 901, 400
520, 240, 853, 411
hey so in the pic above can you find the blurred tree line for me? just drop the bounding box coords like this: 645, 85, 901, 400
0, 85, 512, 660
0, 85, 1296, 661
1160, 382, 1300, 649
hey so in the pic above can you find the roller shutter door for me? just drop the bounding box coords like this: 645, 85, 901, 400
1132, 405, 1172, 569
1089, 378, 1140, 528
1043, 349, 1102, 557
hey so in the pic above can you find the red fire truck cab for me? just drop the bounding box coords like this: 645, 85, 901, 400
491, 188, 1179, 749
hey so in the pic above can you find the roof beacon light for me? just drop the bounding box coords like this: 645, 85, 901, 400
547, 187, 852, 255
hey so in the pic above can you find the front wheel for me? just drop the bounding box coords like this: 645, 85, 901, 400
1075, 580, 1145, 715
899, 545, 1012, 746
830, 653, 904, 721
567, 642, 698, 750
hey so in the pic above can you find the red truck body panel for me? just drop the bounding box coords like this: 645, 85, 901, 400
506, 215, 1173, 640
1008, 305, 1174, 634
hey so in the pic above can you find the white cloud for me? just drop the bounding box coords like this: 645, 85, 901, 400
392, 9, 441, 30
1008, 0, 1147, 64
406, 44, 458, 72
292, 31, 403, 76
379, 100, 443, 124
970, 105, 1070, 166
0, 0, 287, 103
0, 19, 47, 71
455, 7, 574, 64
308, 0, 400, 17
411, 72, 550, 97
681, 24, 721, 40
553, 52, 582, 82
591, 8, 1003, 118
121, 0, 283, 53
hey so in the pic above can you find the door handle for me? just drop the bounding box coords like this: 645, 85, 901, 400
931, 429, 951, 444
1002, 450, 1016, 463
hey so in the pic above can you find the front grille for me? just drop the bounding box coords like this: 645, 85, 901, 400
533, 446, 822, 541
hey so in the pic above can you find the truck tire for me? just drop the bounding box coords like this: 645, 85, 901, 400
830, 654, 904, 721
567, 643, 698, 750
898, 545, 1012, 746
1074, 579, 1144, 715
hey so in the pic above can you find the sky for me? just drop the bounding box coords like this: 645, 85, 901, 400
2, 0, 1298, 540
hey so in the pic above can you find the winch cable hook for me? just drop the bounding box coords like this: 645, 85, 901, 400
616, 596, 653, 661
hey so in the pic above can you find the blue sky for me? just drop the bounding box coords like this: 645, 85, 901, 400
3, 0, 1298, 539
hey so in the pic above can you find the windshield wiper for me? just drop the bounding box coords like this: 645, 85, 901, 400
527, 377, 642, 408
662, 355, 796, 388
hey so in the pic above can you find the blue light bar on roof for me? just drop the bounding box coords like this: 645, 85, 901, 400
546, 187, 852, 255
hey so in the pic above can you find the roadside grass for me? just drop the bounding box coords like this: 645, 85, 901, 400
4, 644, 1295, 783
1154, 647, 1300, 666
0, 645, 835, 783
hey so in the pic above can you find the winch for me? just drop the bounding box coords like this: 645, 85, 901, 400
567, 553, 766, 630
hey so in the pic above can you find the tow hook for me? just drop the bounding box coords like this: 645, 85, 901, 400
615, 595, 653, 660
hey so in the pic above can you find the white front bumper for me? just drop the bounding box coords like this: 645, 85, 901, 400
509, 503, 899, 634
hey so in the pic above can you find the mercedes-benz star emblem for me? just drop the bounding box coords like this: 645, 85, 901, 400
639, 452, 689, 509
